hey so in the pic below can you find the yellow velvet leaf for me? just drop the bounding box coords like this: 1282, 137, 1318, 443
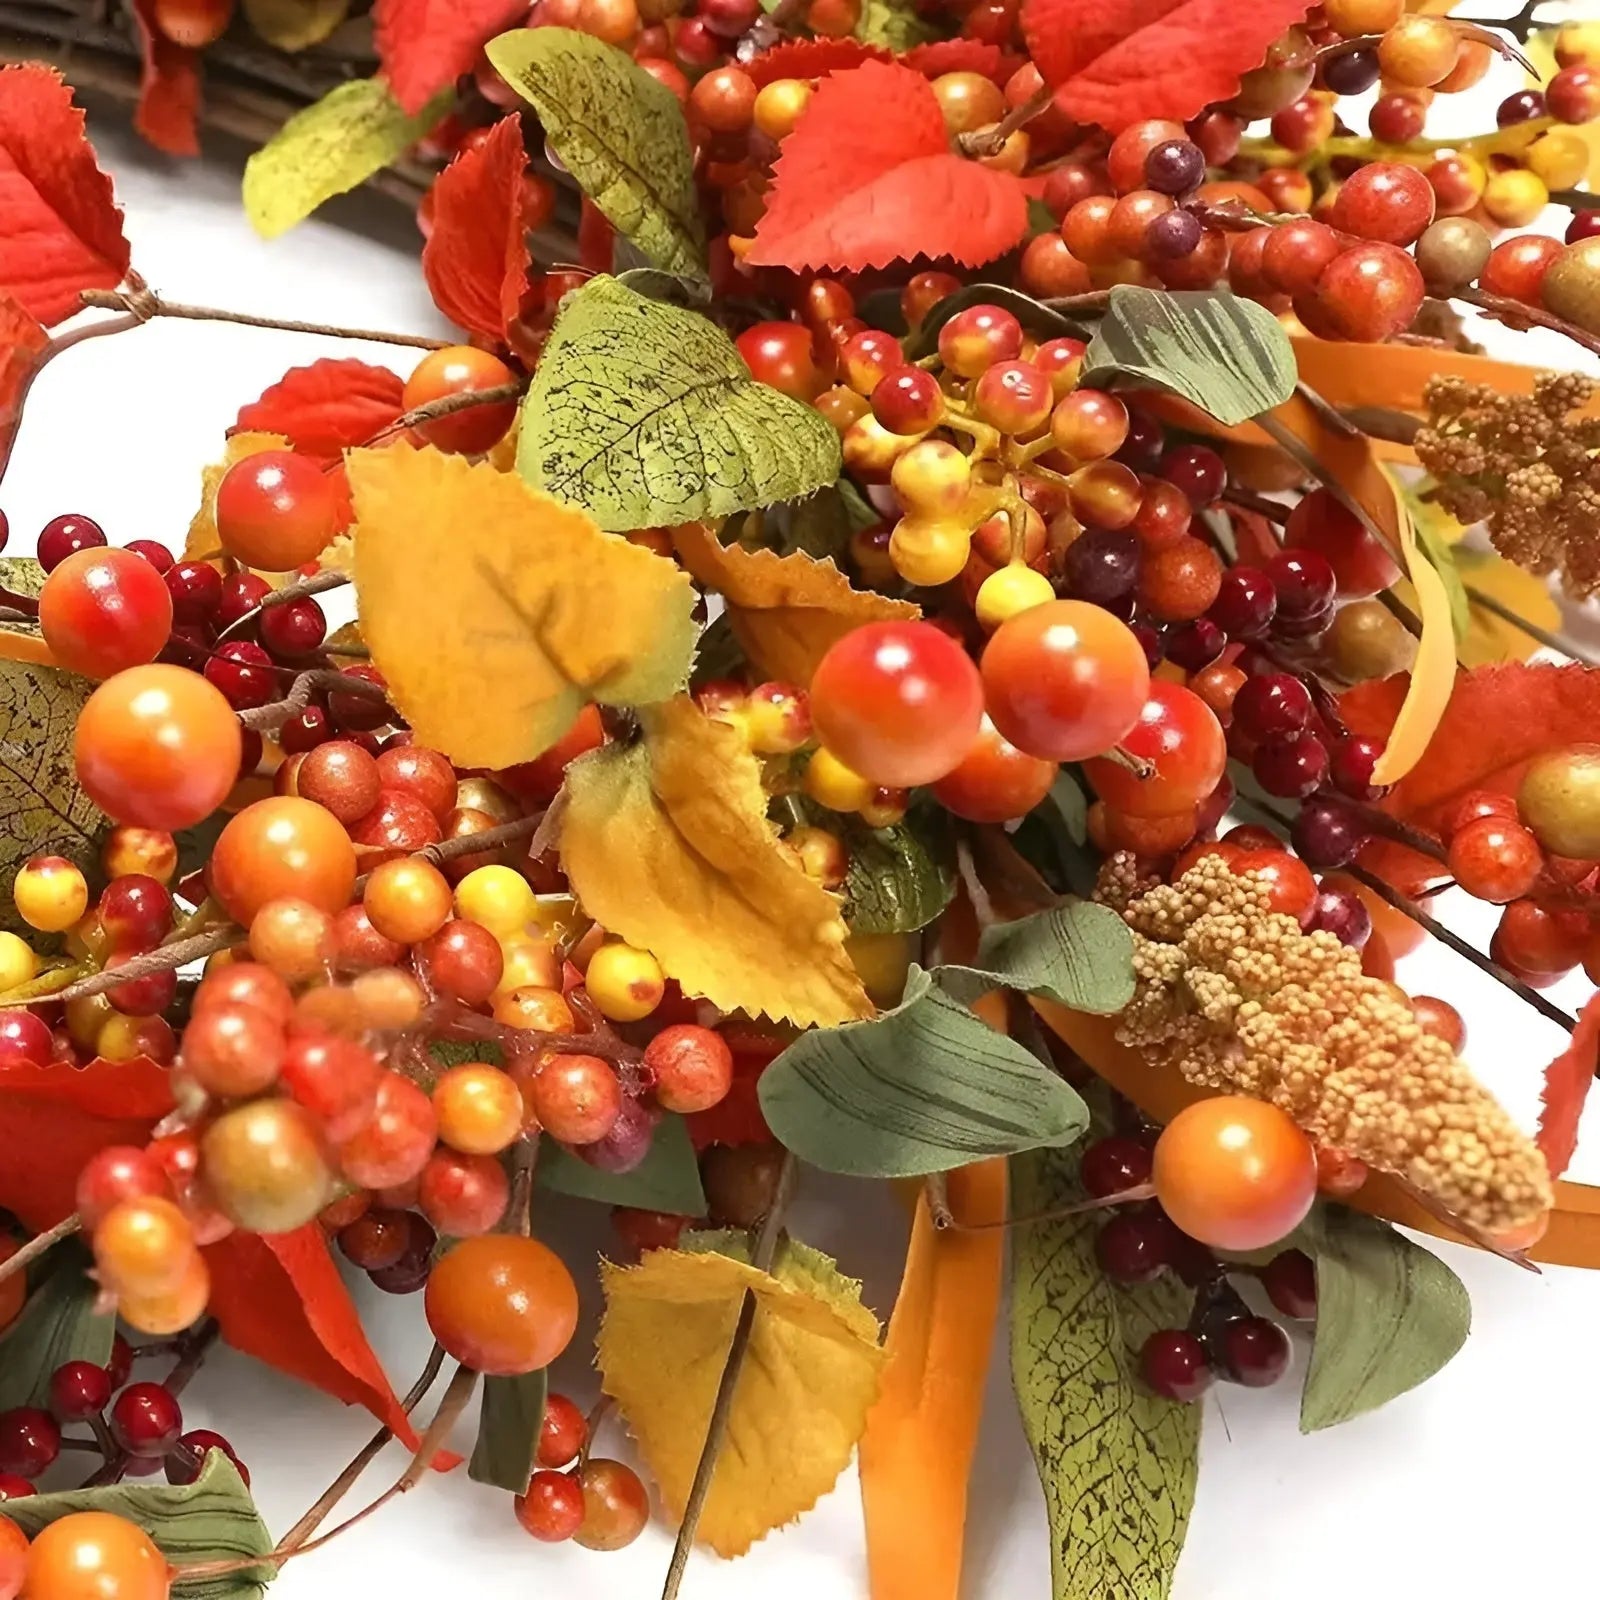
597, 1240, 884, 1558
346, 445, 699, 769
560, 695, 872, 1027
183, 431, 289, 567
673, 520, 917, 684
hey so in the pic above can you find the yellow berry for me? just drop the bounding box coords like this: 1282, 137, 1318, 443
492, 934, 561, 999
0, 931, 38, 991
1526, 131, 1589, 193
803, 745, 875, 812
1376, 16, 1459, 88
1481, 167, 1548, 229
975, 563, 1055, 630
787, 825, 848, 889
13, 855, 88, 933
858, 786, 909, 828
1555, 21, 1600, 67
454, 864, 538, 938
889, 516, 971, 587
585, 941, 665, 1022
891, 438, 972, 518
842, 414, 915, 478
433, 1063, 524, 1155
753, 77, 811, 140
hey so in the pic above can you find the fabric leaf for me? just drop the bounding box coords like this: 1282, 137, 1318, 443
903, 38, 1008, 78
347, 445, 697, 769
0, 1244, 113, 1411
518, 276, 841, 531
1021, 0, 1317, 132
1453, 547, 1563, 667
1010, 1123, 1198, 1600
486, 28, 705, 277
6, 1453, 272, 1600
1536, 991, 1600, 1181
537, 1113, 707, 1213
242, 79, 447, 239
673, 521, 916, 684
0, 65, 132, 325
1299, 1205, 1470, 1432
233, 359, 405, 466
560, 697, 871, 1029
746, 60, 1028, 272
744, 38, 888, 87
242, 0, 352, 50
375, 0, 528, 114
597, 1239, 884, 1557
469, 1370, 547, 1492
129, 0, 202, 156
0, 293, 47, 477
837, 805, 955, 935
421, 115, 531, 345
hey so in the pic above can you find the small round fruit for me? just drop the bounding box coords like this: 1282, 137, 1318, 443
75, 666, 243, 831
1140, 1329, 1213, 1402
39, 548, 174, 680
12, 857, 88, 935
116, 1254, 210, 1337
335, 1072, 438, 1189
975, 564, 1054, 631
453, 865, 538, 938
1152, 1096, 1316, 1251
209, 797, 357, 924
537, 1392, 589, 1469
1518, 745, 1600, 859
930, 715, 1055, 824
585, 942, 664, 1022
1446, 815, 1543, 904
425, 1234, 579, 1375
433, 1064, 523, 1155
735, 322, 825, 402
1081, 681, 1225, 819
1221, 1315, 1291, 1386
20, 1512, 169, 1600
402, 346, 519, 453
362, 858, 453, 945
92, 1197, 197, 1299
643, 1024, 733, 1113
810, 621, 984, 787
573, 1458, 650, 1551
1542, 238, 1600, 337
530, 1054, 622, 1145
202, 1098, 332, 1233
215, 450, 338, 572
515, 1470, 586, 1542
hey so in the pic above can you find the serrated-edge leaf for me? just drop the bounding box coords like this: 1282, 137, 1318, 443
5, 1453, 273, 1600
536, 1110, 707, 1213
486, 28, 704, 276
518, 276, 841, 531
1082, 285, 1296, 426
1011, 1126, 1197, 1600
839, 806, 955, 935
242, 78, 448, 239
0, 1244, 112, 1411
469, 1369, 547, 1492
1299, 1205, 1471, 1433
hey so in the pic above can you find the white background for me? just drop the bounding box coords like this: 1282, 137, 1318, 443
7, 34, 1600, 1597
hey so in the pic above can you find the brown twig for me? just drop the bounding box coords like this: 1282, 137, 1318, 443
236, 667, 391, 730
958, 84, 1052, 157
0, 1212, 80, 1288
1221, 486, 1291, 526
1294, 380, 1362, 439
1455, 286, 1600, 363
362, 380, 526, 446
937, 1180, 1155, 1231
49, 926, 243, 1004
1339, 406, 1422, 447
1463, 583, 1598, 668
212, 572, 352, 646
660, 1152, 798, 1600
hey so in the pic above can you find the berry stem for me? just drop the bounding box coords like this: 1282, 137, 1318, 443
1461, 583, 1599, 668
362, 380, 526, 448
49, 927, 244, 1004
0, 1212, 81, 1288
659, 1150, 797, 1600
237, 667, 392, 731
1221, 486, 1290, 527
212, 571, 351, 646
1454, 286, 1600, 364
957, 84, 1053, 158
941, 1180, 1157, 1231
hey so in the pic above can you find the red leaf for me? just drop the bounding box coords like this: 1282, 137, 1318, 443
743, 38, 890, 88
234, 359, 407, 466
903, 39, 1008, 82
129, 0, 201, 157
1537, 992, 1600, 1181
0, 66, 132, 325
1, 292, 48, 465
1021, 0, 1314, 132
375, 0, 529, 116
420, 117, 531, 344
746, 61, 1029, 273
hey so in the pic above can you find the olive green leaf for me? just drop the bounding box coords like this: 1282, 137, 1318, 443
0, 656, 107, 940
939, 899, 1136, 1012
1011, 1120, 1198, 1600
0, 1244, 113, 1411
243, 79, 449, 239
855, 0, 937, 50
1299, 1205, 1471, 1433
781, 480, 879, 561
537, 1111, 707, 1215
1083, 285, 1297, 426
838, 805, 956, 936
518, 276, 841, 531
6, 1452, 272, 1600
241, 0, 350, 50
486, 28, 704, 277
469, 1369, 548, 1493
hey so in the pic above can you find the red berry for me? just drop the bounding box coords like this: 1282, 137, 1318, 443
39, 548, 174, 680
1080, 1136, 1153, 1198
643, 1024, 733, 1114
1094, 1211, 1170, 1285
1316, 243, 1425, 341
0, 1408, 60, 1478
516, 1469, 586, 1541
1220, 1315, 1291, 1385
259, 597, 327, 657
37, 514, 106, 572
110, 1382, 182, 1456
1232, 672, 1313, 740
537, 1393, 588, 1470
1447, 816, 1543, 904
1140, 1329, 1212, 1401
216, 451, 339, 572
1261, 1248, 1317, 1318
1330, 161, 1435, 245
1253, 731, 1330, 798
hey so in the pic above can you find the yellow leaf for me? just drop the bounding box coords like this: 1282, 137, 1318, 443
673, 521, 917, 684
560, 696, 872, 1027
1371, 474, 1456, 786
183, 432, 289, 569
1456, 549, 1563, 666
241, 0, 349, 50
317, 532, 356, 578
346, 445, 699, 770
597, 1239, 884, 1558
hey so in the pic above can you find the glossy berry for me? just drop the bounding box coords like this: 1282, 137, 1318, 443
166, 1428, 249, 1487
259, 596, 327, 657
1330, 161, 1435, 246
1094, 1212, 1169, 1285
109, 1383, 183, 1457
215, 451, 339, 572
39, 548, 174, 681
1232, 673, 1312, 740
1261, 1248, 1317, 1318
0, 1408, 60, 1479
1447, 816, 1543, 904
1062, 528, 1139, 606
1329, 735, 1386, 801
425, 1234, 579, 1376
1252, 732, 1330, 799
403, 346, 520, 453
163, 560, 222, 624
1207, 566, 1276, 638
1140, 1329, 1213, 1402
516, 1470, 586, 1542
1308, 884, 1372, 948
1159, 443, 1225, 508
1083, 681, 1226, 818
573, 1458, 650, 1551
21, 1512, 169, 1600
1220, 1315, 1291, 1386
204, 640, 278, 710
1143, 138, 1204, 195
537, 1393, 588, 1469
1080, 1136, 1153, 1198
1291, 796, 1368, 870
37, 514, 106, 572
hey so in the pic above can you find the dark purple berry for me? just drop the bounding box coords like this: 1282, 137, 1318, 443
1143, 138, 1205, 196
1140, 1329, 1213, 1401
1063, 528, 1140, 606
1266, 549, 1336, 619
1113, 410, 1166, 472
37, 514, 106, 572
1095, 1212, 1170, 1285
1080, 1135, 1153, 1198
1145, 208, 1203, 260
1220, 1315, 1291, 1386
1207, 566, 1277, 639
1291, 796, 1368, 869
1253, 731, 1330, 798
1261, 1248, 1317, 1319
1130, 621, 1165, 670
1159, 443, 1226, 509
1308, 883, 1371, 947
1164, 617, 1225, 670
1321, 46, 1379, 95
1496, 89, 1544, 126
1330, 734, 1387, 801
1233, 672, 1313, 740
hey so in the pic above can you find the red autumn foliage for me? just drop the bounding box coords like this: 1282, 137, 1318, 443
1537, 992, 1600, 1182
422, 118, 534, 345
747, 61, 1029, 273
129, 0, 202, 157
375, 0, 529, 116
1, 293, 48, 465
1020, 0, 1315, 132
0, 66, 132, 326
0, 1057, 413, 1440
903, 39, 1010, 82
743, 38, 889, 88
234, 359, 407, 465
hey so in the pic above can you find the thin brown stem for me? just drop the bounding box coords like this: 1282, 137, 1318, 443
939, 1180, 1155, 1231
1294, 380, 1362, 439
660, 1153, 798, 1600
958, 85, 1051, 157
212, 572, 351, 645
1222, 486, 1291, 526
1339, 405, 1422, 447
236, 667, 391, 731
1455, 286, 1600, 363
1463, 584, 1597, 667
0, 1213, 80, 1287
79, 288, 448, 350
49, 927, 243, 1004
364, 380, 525, 446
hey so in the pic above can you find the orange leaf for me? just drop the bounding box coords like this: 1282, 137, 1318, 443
0, 66, 132, 325
129, 0, 201, 157
0, 292, 47, 468
421, 116, 531, 346
744, 39, 889, 88
746, 61, 1029, 273
902, 39, 1009, 81
233, 359, 406, 466
374, 0, 528, 115
1537, 993, 1600, 1182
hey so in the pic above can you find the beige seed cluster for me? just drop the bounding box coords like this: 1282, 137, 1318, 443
1101, 853, 1552, 1236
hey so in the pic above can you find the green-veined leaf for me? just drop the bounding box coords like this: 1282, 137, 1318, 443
537, 1111, 707, 1214
941, 899, 1136, 1012
0, 1244, 112, 1411
469, 1369, 547, 1493
518, 276, 841, 531
1083, 285, 1296, 426
855, 0, 937, 50
838, 805, 955, 935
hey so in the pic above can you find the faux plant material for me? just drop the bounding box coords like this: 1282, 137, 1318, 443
469, 1370, 548, 1493
375, 0, 528, 115
1536, 992, 1600, 1181
233, 359, 405, 465
538, 1112, 708, 1214
0, 1244, 113, 1411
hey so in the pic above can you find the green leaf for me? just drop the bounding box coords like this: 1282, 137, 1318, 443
1299, 1205, 1470, 1433
0, 655, 106, 941
537, 1111, 707, 1213
6, 1452, 273, 1600
469, 1369, 547, 1493
1011, 1112, 1198, 1600
0, 1244, 112, 1411
781, 481, 880, 561
1083, 285, 1297, 426
1026, 197, 1059, 237
241, 0, 350, 50
839, 805, 955, 935
486, 28, 704, 277
518, 276, 841, 532
943, 899, 1137, 1013
855, 0, 937, 49
243, 78, 448, 239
